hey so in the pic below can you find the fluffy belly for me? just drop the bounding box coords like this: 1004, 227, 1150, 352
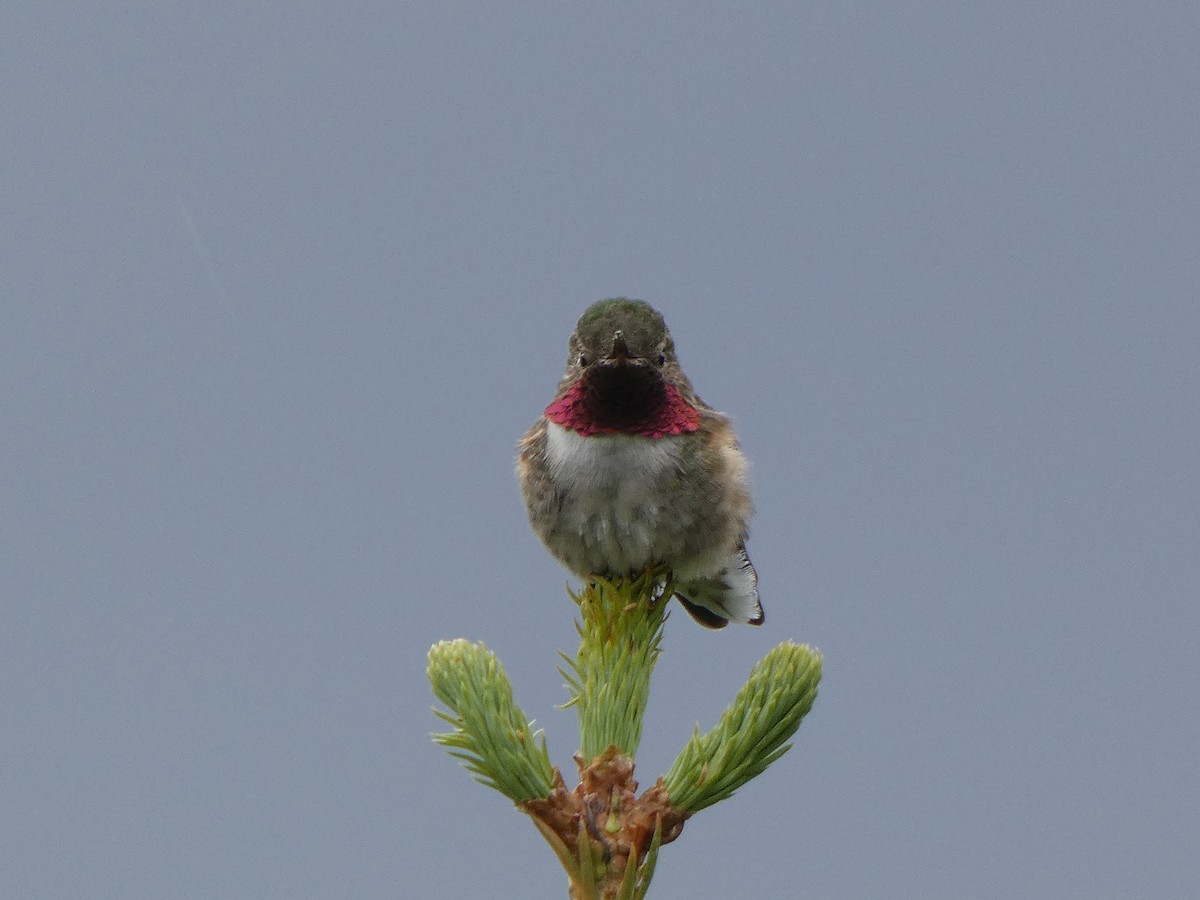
543, 423, 690, 575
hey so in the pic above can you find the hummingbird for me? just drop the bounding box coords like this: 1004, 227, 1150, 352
516, 298, 764, 628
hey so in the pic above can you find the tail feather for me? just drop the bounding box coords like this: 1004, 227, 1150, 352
675, 543, 764, 627
676, 596, 730, 629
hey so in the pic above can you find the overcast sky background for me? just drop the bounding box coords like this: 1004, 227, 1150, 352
4, 4, 1198, 898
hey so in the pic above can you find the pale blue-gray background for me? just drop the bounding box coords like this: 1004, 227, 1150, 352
3, 4, 1197, 898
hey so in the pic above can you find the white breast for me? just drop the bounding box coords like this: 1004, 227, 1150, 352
544, 422, 681, 486
542, 422, 683, 572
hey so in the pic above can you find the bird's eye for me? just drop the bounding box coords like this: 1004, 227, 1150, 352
656, 353, 667, 366
579, 354, 589, 368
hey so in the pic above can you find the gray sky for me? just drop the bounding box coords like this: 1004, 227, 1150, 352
4, 4, 1198, 898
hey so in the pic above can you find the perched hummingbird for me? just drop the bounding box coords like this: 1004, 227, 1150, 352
517, 298, 763, 628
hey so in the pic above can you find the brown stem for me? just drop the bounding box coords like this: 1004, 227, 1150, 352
519, 747, 690, 897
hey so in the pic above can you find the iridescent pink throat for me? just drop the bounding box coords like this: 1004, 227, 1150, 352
544, 380, 701, 438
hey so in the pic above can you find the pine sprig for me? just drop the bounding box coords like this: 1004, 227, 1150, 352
427, 577, 823, 897
428, 638, 555, 803
559, 572, 669, 760
663, 641, 822, 813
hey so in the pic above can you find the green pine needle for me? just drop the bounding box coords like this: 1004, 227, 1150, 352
663, 641, 822, 814
559, 572, 669, 760
428, 638, 555, 803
